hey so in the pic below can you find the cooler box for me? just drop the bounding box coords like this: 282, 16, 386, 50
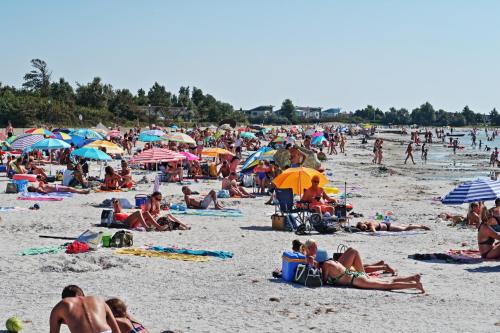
12, 174, 38, 182
12, 179, 28, 193
0, 165, 6, 173
135, 194, 148, 208
282, 251, 306, 282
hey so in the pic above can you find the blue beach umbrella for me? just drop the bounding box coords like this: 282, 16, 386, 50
71, 129, 104, 140
241, 146, 273, 171
71, 147, 112, 161
138, 133, 162, 142
441, 179, 500, 205
311, 135, 327, 146
240, 132, 257, 139
31, 138, 71, 150
142, 129, 165, 137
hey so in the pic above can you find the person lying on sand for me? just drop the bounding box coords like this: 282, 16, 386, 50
356, 220, 430, 232
182, 186, 223, 210
222, 172, 255, 198
478, 211, 500, 259
49, 285, 120, 333
27, 184, 90, 194
106, 298, 149, 333
302, 239, 424, 293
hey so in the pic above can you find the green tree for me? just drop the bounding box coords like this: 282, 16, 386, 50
22, 59, 51, 97
50, 78, 75, 103
461, 105, 476, 125
135, 88, 148, 105
75, 77, 108, 108
490, 108, 500, 126
280, 99, 295, 121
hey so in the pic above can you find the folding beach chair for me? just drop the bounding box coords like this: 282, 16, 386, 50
275, 188, 311, 233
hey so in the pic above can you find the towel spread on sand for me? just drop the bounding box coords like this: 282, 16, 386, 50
115, 248, 210, 261
148, 246, 233, 259
17, 192, 74, 201
358, 231, 427, 237
169, 208, 242, 217
20, 244, 69, 256
0, 207, 29, 212
409, 250, 492, 263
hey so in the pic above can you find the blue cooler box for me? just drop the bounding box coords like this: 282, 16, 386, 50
282, 251, 306, 282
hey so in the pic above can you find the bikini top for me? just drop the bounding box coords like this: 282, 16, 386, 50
478, 224, 495, 246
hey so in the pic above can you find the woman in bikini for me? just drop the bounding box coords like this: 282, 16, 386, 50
101, 166, 122, 190
119, 161, 133, 187
477, 211, 500, 259
106, 298, 149, 333
27, 184, 90, 194
302, 239, 424, 293
300, 175, 337, 215
356, 220, 430, 232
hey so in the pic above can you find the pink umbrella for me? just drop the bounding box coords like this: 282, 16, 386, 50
129, 148, 185, 164
312, 132, 323, 138
179, 151, 200, 161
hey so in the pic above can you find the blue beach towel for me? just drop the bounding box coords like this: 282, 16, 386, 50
149, 246, 234, 259
169, 208, 242, 217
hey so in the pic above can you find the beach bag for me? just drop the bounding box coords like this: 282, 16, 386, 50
77, 230, 103, 250
271, 214, 285, 231
6, 183, 18, 193
110, 230, 133, 248
310, 213, 338, 234
101, 209, 114, 226
333, 244, 348, 261
294, 264, 323, 288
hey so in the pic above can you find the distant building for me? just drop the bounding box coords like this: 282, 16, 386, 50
321, 107, 342, 118
242, 105, 274, 119
295, 106, 322, 120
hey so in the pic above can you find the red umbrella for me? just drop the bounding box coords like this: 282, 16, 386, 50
129, 148, 185, 164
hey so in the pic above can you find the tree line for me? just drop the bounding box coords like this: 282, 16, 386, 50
0, 59, 246, 127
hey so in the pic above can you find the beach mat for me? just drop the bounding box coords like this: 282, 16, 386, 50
149, 246, 233, 259
20, 244, 69, 256
408, 250, 497, 263
17, 192, 73, 201
357, 231, 427, 237
115, 248, 209, 262
169, 208, 242, 217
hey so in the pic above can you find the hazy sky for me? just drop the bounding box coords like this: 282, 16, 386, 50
2, 0, 500, 113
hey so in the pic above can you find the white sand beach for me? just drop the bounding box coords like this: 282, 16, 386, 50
1, 130, 500, 333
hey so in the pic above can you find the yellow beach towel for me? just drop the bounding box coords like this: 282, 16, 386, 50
115, 248, 210, 262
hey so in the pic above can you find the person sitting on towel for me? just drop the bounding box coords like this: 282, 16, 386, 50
300, 175, 337, 215
49, 285, 120, 333
182, 186, 224, 210
478, 210, 500, 259
356, 220, 430, 232
221, 172, 255, 198
101, 166, 122, 191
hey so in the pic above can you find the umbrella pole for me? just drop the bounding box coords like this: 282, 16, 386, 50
344, 181, 347, 205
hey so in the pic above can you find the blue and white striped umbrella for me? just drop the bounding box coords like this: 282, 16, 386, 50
441, 178, 500, 205
10, 134, 45, 150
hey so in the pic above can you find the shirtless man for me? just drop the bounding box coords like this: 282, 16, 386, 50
404, 142, 416, 164
49, 285, 120, 333
339, 134, 346, 153
182, 186, 223, 209
287, 144, 306, 167
222, 172, 255, 198
300, 175, 337, 215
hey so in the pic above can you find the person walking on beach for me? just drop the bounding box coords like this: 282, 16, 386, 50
339, 134, 346, 154
404, 142, 415, 164
372, 139, 379, 164
421, 143, 428, 163
50, 285, 120, 333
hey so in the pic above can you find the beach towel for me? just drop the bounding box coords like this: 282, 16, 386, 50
148, 246, 233, 259
0, 207, 29, 212
169, 208, 243, 217
20, 243, 69, 256
115, 248, 209, 262
94, 188, 126, 193
357, 231, 427, 237
408, 250, 494, 263
17, 192, 73, 201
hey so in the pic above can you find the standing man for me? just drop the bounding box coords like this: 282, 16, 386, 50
49, 285, 120, 333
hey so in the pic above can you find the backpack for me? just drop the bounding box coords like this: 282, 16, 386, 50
110, 230, 133, 248
101, 210, 114, 226
309, 213, 339, 234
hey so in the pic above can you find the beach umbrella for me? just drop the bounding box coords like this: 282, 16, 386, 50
240, 132, 257, 139
272, 167, 328, 195
179, 151, 200, 161
0, 133, 7, 141
138, 133, 162, 142
25, 128, 53, 136
441, 179, 500, 205
52, 132, 72, 140
84, 140, 124, 154
71, 129, 104, 140
312, 136, 327, 146
241, 147, 274, 170
129, 148, 185, 164
201, 147, 234, 157
163, 132, 196, 145
71, 147, 112, 161
52, 128, 73, 134
169, 124, 179, 130
142, 129, 165, 137
10, 134, 45, 150
31, 138, 70, 150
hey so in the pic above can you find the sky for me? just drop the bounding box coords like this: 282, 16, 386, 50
1, 0, 500, 113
